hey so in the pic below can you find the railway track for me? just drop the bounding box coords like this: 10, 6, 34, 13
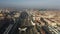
0, 17, 60, 34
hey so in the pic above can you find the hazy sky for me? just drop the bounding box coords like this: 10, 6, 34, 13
0, 0, 60, 9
